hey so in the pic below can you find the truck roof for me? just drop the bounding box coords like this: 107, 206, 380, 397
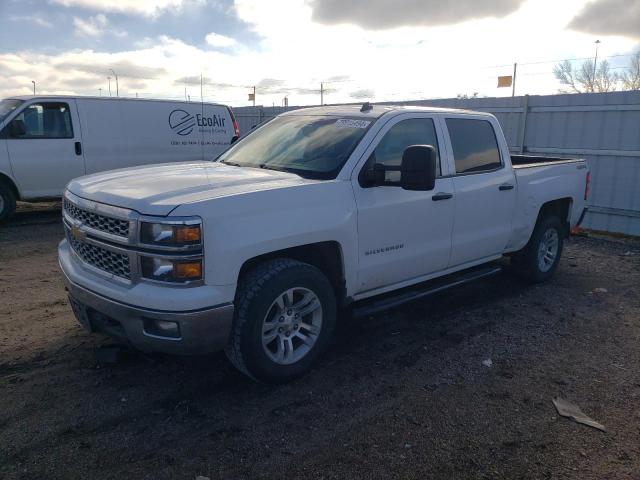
282, 104, 494, 119
5, 95, 228, 107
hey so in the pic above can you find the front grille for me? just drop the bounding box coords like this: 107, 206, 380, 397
66, 228, 131, 280
64, 199, 130, 238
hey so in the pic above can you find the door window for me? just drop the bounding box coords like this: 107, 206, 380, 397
446, 118, 502, 174
8, 103, 74, 139
368, 118, 440, 183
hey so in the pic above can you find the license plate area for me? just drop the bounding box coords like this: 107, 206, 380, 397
68, 295, 93, 332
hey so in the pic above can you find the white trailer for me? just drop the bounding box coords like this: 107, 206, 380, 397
0, 96, 239, 220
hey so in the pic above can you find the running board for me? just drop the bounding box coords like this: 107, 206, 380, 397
352, 265, 503, 318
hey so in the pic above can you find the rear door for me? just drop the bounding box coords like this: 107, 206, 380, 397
4, 100, 85, 199
443, 115, 516, 266
352, 113, 455, 294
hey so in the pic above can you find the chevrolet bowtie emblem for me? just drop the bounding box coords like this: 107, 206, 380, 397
71, 224, 86, 241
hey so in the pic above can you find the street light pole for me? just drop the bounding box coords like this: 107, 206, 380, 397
31, 80, 36, 95
109, 68, 119, 97
99, 87, 102, 96
107, 76, 112, 97
320, 82, 324, 105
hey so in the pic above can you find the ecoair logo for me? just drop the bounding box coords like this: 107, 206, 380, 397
169, 109, 196, 136
169, 109, 227, 136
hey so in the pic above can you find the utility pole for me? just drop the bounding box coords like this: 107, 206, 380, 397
512, 63, 517, 97
320, 82, 324, 105
109, 69, 119, 97
99, 87, 102, 96
592, 39, 601, 92
253, 86, 256, 107
107, 76, 112, 97
31, 80, 36, 95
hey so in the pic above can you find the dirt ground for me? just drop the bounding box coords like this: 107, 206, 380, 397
1, 208, 639, 480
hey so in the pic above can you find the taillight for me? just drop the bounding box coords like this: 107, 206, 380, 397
584, 171, 591, 200
227, 107, 240, 139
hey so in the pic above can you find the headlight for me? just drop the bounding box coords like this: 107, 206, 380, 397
139, 219, 201, 248
140, 257, 203, 283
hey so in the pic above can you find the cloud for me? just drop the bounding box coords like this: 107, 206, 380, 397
73, 14, 109, 36
175, 76, 239, 88
56, 59, 167, 79
568, 0, 640, 39
308, 0, 526, 29
205, 32, 237, 47
350, 88, 374, 99
9, 14, 53, 28
51, 0, 188, 17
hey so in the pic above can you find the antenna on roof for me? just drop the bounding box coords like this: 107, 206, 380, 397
360, 102, 373, 112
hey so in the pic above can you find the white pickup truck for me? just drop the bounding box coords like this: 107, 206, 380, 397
59, 104, 589, 382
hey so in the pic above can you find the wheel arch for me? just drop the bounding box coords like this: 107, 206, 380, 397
238, 241, 347, 305
0, 172, 20, 201
536, 197, 573, 237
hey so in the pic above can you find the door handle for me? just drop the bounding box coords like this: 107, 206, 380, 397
74, 141, 82, 156
432, 192, 454, 201
499, 183, 514, 191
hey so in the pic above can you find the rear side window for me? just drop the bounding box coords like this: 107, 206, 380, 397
446, 118, 501, 174
9, 103, 73, 139
371, 118, 441, 182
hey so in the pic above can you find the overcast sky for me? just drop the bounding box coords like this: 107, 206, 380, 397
1, 0, 638, 106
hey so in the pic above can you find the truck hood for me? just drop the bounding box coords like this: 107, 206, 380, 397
67, 162, 319, 216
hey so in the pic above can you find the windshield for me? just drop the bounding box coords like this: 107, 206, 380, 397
218, 115, 372, 179
0, 99, 24, 124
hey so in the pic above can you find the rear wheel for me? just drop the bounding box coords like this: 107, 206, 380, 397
226, 258, 336, 383
0, 182, 17, 223
511, 215, 564, 283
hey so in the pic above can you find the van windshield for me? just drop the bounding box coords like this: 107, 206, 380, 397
0, 99, 24, 124
218, 115, 372, 180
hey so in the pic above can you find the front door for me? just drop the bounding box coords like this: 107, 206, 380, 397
352, 114, 455, 295
5, 100, 85, 199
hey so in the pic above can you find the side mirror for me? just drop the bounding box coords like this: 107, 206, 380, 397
9, 119, 27, 138
400, 145, 437, 191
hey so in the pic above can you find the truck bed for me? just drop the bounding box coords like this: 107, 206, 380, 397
511, 154, 583, 169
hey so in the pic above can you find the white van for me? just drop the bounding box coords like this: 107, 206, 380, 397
0, 96, 239, 220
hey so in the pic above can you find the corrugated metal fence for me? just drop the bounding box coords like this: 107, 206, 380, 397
233, 91, 640, 236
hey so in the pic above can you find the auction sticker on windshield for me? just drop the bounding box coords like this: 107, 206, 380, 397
335, 119, 371, 129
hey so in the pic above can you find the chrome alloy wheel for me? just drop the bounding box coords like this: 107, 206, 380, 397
537, 228, 559, 272
261, 287, 323, 365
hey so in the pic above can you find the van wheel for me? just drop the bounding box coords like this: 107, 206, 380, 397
0, 182, 17, 223
512, 215, 564, 283
226, 258, 336, 383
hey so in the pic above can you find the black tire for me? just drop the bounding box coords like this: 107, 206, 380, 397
225, 258, 336, 383
511, 215, 564, 283
0, 181, 17, 223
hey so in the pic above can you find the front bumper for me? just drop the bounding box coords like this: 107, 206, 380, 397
61, 264, 234, 355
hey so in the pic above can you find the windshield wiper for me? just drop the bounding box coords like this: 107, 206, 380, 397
221, 160, 243, 167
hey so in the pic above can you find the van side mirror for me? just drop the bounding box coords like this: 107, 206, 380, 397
9, 119, 27, 138
400, 145, 437, 191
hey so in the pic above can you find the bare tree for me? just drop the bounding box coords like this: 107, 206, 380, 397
620, 51, 640, 91
554, 59, 618, 93
595, 60, 617, 92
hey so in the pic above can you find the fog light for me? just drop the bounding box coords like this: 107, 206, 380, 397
144, 318, 181, 339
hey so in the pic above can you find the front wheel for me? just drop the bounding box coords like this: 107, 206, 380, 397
511, 215, 564, 283
0, 182, 17, 223
226, 258, 336, 383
